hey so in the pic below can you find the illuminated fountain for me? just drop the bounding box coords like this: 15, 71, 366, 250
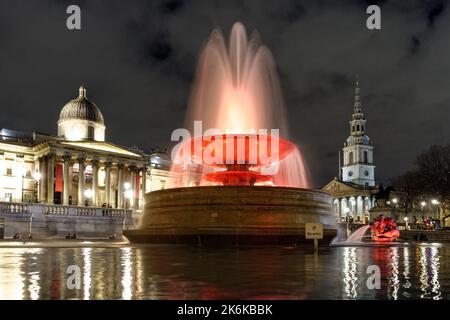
339, 216, 400, 245
125, 23, 336, 245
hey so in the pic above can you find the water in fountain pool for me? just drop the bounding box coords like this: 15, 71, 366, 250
0, 244, 447, 299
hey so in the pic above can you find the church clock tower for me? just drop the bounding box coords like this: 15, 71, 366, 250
341, 78, 375, 187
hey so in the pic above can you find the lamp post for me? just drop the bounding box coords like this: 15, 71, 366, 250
124, 182, 132, 209
431, 199, 439, 220
21, 173, 24, 203
391, 198, 398, 221
27, 171, 42, 238
345, 207, 350, 238
32, 171, 41, 203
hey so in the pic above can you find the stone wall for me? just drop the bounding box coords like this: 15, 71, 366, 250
0, 202, 131, 239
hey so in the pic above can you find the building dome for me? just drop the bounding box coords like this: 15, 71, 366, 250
58, 86, 104, 125
57, 86, 106, 141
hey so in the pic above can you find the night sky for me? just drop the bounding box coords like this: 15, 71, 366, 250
0, 0, 449, 188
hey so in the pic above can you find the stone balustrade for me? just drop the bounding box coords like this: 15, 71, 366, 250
0, 201, 131, 219
0, 203, 29, 213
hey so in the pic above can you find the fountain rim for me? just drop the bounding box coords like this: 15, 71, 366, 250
145, 185, 332, 196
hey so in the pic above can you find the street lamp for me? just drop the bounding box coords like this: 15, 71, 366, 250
125, 189, 133, 199
84, 189, 93, 206
431, 199, 439, 220
392, 198, 400, 220
124, 182, 133, 209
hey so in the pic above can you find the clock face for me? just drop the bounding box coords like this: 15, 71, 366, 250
364, 170, 369, 176
348, 171, 353, 177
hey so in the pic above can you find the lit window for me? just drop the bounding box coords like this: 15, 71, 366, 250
4, 193, 12, 202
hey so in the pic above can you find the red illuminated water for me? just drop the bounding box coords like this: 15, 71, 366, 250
171, 22, 308, 188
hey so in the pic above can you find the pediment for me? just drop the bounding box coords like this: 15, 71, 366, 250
322, 179, 359, 194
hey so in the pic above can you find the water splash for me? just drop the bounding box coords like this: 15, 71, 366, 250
346, 225, 371, 242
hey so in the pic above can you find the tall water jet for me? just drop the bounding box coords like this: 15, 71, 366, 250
125, 23, 336, 246
170, 22, 308, 188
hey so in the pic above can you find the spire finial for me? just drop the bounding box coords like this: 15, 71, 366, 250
79, 85, 87, 98
353, 75, 362, 113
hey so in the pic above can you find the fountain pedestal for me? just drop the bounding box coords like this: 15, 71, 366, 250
125, 186, 337, 246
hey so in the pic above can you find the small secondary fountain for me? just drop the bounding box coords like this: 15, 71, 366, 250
125, 23, 336, 245
347, 225, 372, 242
333, 215, 400, 246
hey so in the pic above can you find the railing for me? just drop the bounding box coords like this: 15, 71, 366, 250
0, 201, 131, 219
0, 203, 29, 213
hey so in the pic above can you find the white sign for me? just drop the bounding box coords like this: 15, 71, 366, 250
305, 223, 323, 239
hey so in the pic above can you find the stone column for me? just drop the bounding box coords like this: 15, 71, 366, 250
140, 167, 147, 209
344, 197, 349, 222
62, 154, 71, 205
92, 159, 99, 207
47, 153, 55, 204
362, 196, 367, 224
104, 161, 112, 206
38, 157, 46, 203
117, 163, 124, 208
355, 196, 360, 223
130, 166, 137, 210
341, 197, 348, 222
338, 197, 343, 223
77, 157, 86, 206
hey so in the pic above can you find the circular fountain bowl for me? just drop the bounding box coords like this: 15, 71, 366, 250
125, 186, 337, 246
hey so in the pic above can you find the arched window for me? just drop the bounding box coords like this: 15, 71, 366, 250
349, 151, 354, 164
88, 126, 94, 140
357, 125, 360, 131
363, 151, 368, 163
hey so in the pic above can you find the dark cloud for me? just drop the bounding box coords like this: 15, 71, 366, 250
0, 0, 449, 188
425, 0, 445, 27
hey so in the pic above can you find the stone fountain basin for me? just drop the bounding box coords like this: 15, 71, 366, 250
125, 186, 337, 246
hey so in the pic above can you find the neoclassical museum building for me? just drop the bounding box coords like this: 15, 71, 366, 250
322, 79, 378, 224
0, 86, 174, 210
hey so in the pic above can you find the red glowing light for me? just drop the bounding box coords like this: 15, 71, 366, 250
369, 215, 400, 242
180, 133, 295, 186
187, 134, 295, 167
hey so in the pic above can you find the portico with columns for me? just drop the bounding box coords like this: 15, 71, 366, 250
33, 142, 147, 209
323, 178, 377, 223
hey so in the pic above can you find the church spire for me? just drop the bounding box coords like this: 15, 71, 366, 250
340, 75, 375, 187
353, 75, 362, 114
349, 74, 366, 137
